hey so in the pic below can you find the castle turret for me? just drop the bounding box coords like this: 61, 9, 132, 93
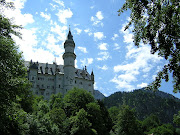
28, 61, 38, 94
63, 28, 76, 94
91, 70, 94, 83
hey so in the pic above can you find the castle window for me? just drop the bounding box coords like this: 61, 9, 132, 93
41, 91, 44, 95
37, 85, 39, 88
47, 86, 50, 88
32, 77, 34, 80
38, 77, 39, 80
46, 92, 49, 96
59, 85, 61, 88
80, 82, 82, 85
52, 86, 54, 89
89, 84, 91, 86
75, 80, 76, 84
42, 84, 44, 88
36, 91, 38, 95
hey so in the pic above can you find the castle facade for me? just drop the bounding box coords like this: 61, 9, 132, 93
25, 30, 95, 99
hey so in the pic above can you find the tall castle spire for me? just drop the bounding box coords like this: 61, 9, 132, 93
67, 25, 73, 40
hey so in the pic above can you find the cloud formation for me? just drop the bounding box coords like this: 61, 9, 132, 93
91, 11, 104, 26
56, 8, 73, 24
40, 12, 51, 21
77, 47, 88, 53
97, 52, 111, 61
97, 65, 108, 70
94, 32, 106, 40
98, 43, 108, 50
80, 58, 93, 67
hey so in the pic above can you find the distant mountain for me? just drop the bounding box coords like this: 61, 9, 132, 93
94, 90, 105, 100
103, 88, 180, 125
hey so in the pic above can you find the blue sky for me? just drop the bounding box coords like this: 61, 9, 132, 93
3, 0, 179, 98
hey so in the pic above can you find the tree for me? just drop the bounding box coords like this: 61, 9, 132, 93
49, 93, 63, 109
97, 100, 113, 134
148, 124, 175, 135
115, 105, 143, 135
142, 114, 161, 133
69, 108, 96, 135
118, 0, 180, 92
173, 111, 180, 126
63, 87, 95, 116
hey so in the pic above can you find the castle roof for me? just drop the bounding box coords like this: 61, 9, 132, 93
25, 61, 92, 81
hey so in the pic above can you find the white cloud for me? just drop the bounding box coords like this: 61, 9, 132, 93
46, 34, 64, 55
84, 29, 92, 36
137, 83, 148, 88
114, 43, 120, 50
97, 65, 108, 70
56, 8, 73, 24
91, 11, 104, 26
40, 12, 51, 21
98, 43, 108, 50
74, 28, 82, 35
90, 6, 95, 9
52, 0, 65, 7
96, 11, 104, 20
118, 74, 136, 82
77, 47, 88, 53
49, 3, 58, 10
12, 28, 58, 64
111, 34, 119, 40
94, 32, 106, 40
97, 52, 111, 61
50, 22, 68, 41
80, 58, 93, 66
110, 76, 134, 92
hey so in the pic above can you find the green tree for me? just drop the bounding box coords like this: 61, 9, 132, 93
115, 105, 143, 135
69, 108, 96, 135
86, 102, 106, 135
108, 106, 120, 132
142, 114, 161, 132
108, 106, 119, 124
97, 100, 113, 134
173, 111, 180, 126
49, 93, 63, 109
118, 0, 180, 92
148, 124, 175, 135
63, 87, 95, 116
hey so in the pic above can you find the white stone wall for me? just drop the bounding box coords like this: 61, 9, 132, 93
74, 77, 94, 95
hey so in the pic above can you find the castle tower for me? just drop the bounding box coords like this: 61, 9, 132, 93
63, 28, 76, 94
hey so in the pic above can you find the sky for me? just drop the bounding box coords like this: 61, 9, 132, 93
2, 0, 179, 98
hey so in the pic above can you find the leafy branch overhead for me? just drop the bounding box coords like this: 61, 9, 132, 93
118, 0, 180, 92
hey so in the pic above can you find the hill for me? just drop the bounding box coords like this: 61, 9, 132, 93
94, 90, 105, 100
103, 88, 180, 124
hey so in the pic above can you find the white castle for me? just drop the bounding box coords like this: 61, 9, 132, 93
25, 29, 95, 99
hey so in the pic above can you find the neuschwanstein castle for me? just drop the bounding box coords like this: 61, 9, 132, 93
25, 29, 95, 99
